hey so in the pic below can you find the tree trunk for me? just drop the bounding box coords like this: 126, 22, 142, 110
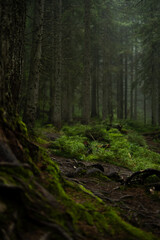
117, 53, 123, 119
24, 0, 45, 128
49, 0, 56, 123
144, 93, 146, 125
134, 85, 137, 120
81, 0, 91, 124
0, 0, 26, 113
124, 53, 128, 119
151, 63, 157, 125
102, 57, 108, 120
134, 43, 138, 121
52, 0, 62, 129
130, 47, 134, 120
108, 72, 113, 124
91, 46, 99, 118
158, 74, 160, 126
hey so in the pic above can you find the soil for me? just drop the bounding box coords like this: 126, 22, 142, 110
46, 133, 160, 239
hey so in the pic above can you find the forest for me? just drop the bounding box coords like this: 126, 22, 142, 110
0, 0, 160, 239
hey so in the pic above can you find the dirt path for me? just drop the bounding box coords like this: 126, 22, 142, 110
50, 154, 160, 238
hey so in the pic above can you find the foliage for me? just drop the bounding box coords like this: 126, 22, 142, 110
124, 120, 160, 134
49, 123, 160, 172
62, 124, 90, 137
127, 131, 147, 147
85, 124, 109, 141
51, 135, 87, 159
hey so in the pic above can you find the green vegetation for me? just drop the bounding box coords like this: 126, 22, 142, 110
51, 135, 87, 158
48, 123, 160, 172
0, 118, 157, 240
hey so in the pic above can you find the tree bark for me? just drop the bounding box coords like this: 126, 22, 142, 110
0, 0, 26, 113
91, 51, 99, 118
117, 53, 123, 119
124, 53, 128, 119
81, 0, 91, 124
144, 93, 146, 125
24, 0, 45, 128
52, 0, 62, 129
130, 47, 134, 120
134, 43, 138, 121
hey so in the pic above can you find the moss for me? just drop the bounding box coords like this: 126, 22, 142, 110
36, 137, 49, 145
78, 184, 103, 203
106, 210, 156, 240
0, 116, 158, 239
17, 118, 28, 137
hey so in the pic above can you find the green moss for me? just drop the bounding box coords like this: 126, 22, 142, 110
127, 131, 147, 147
78, 184, 103, 203
51, 135, 87, 159
46, 123, 160, 172
3, 120, 155, 239
106, 210, 156, 240
62, 124, 91, 137
36, 137, 49, 145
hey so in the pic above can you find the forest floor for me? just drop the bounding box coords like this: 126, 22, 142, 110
44, 131, 160, 239
144, 133, 160, 154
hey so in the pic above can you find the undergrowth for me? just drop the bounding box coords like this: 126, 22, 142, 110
46, 123, 160, 172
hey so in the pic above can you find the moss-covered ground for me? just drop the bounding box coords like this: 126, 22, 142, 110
48, 122, 160, 171
0, 112, 159, 239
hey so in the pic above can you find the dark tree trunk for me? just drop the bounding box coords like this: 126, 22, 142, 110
53, 0, 62, 129
49, 0, 56, 123
158, 76, 160, 126
151, 63, 157, 125
82, 0, 91, 124
117, 54, 123, 119
0, 0, 26, 113
124, 53, 128, 119
130, 47, 134, 120
134, 43, 138, 121
91, 47, 99, 118
144, 93, 146, 125
24, 0, 45, 128
134, 85, 137, 120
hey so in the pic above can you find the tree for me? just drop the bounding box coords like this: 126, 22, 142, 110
81, 0, 91, 124
24, 0, 45, 128
52, 0, 62, 129
0, 0, 26, 113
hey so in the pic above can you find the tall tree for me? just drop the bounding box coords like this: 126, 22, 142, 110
52, 0, 62, 128
0, 0, 26, 113
82, 0, 91, 124
24, 0, 45, 128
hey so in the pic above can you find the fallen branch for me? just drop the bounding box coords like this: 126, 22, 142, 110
125, 169, 160, 185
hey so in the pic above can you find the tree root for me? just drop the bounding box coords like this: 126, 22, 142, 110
125, 168, 160, 186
